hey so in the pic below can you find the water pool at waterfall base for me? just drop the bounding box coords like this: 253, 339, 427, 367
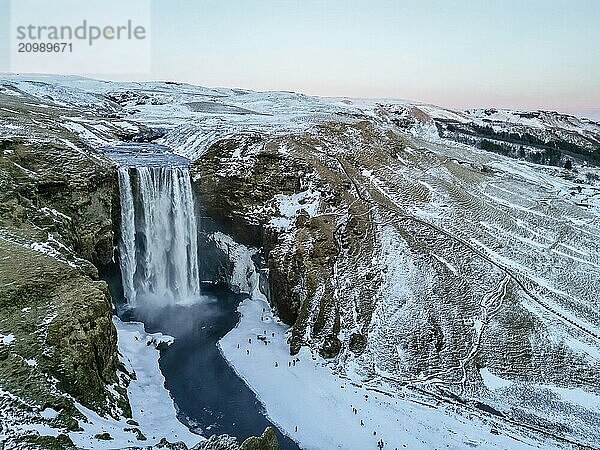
116, 283, 300, 450
103, 145, 299, 448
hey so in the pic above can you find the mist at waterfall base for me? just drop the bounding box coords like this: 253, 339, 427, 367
118, 285, 299, 445
109, 155, 299, 449
118, 164, 201, 308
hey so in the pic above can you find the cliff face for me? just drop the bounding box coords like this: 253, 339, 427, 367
0, 238, 121, 416
0, 131, 127, 447
1, 139, 118, 267
191, 131, 345, 355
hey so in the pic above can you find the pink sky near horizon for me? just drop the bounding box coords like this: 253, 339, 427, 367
3, 1, 598, 117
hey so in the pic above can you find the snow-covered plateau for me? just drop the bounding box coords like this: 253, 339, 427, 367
1, 75, 599, 449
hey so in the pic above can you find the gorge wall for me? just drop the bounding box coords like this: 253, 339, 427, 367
0, 137, 128, 448
191, 119, 600, 446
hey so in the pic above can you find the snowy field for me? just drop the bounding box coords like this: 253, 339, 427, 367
219, 298, 562, 450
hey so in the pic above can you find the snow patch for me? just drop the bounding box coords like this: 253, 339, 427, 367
479, 368, 513, 390
269, 190, 320, 230
40, 408, 59, 420
0, 334, 16, 345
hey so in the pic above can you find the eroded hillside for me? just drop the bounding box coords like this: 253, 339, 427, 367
191, 115, 600, 446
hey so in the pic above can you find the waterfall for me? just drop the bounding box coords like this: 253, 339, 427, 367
118, 167, 137, 304
117, 165, 200, 306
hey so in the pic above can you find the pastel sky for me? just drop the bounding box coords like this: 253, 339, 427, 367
1, 0, 599, 116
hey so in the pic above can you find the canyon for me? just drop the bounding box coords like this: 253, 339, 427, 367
0, 75, 599, 449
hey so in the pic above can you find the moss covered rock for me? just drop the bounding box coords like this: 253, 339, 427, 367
241, 426, 279, 450
0, 133, 127, 447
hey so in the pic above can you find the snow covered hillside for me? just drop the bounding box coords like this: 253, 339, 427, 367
1, 75, 599, 449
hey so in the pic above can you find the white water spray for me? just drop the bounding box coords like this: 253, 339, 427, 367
117, 165, 200, 306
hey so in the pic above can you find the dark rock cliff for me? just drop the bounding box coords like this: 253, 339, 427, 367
190, 122, 398, 357
0, 138, 127, 448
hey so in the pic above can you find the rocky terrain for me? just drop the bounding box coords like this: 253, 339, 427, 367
191, 110, 600, 447
0, 78, 278, 449
0, 97, 127, 448
1, 75, 599, 449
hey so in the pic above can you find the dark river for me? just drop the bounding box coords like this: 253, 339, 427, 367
118, 284, 300, 450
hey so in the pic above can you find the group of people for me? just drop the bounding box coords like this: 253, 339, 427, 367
239, 309, 398, 449
350, 404, 395, 448
238, 333, 302, 371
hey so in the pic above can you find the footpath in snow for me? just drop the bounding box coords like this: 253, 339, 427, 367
219, 298, 561, 450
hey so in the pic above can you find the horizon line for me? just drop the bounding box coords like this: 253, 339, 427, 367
2, 71, 600, 121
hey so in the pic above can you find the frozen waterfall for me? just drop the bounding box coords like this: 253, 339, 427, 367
117, 165, 200, 306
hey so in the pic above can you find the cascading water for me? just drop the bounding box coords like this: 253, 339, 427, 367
117, 164, 200, 306
108, 147, 299, 449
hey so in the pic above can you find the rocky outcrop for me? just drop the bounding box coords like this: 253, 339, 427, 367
192, 134, 305, 247
0, 136, 127, 448
191, 122, 401, 356
240, 426, 279, 450
126, 426, 280, 450
188, 426, 279, 450
0, 139, 118, 268
0, 238, 123, 421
